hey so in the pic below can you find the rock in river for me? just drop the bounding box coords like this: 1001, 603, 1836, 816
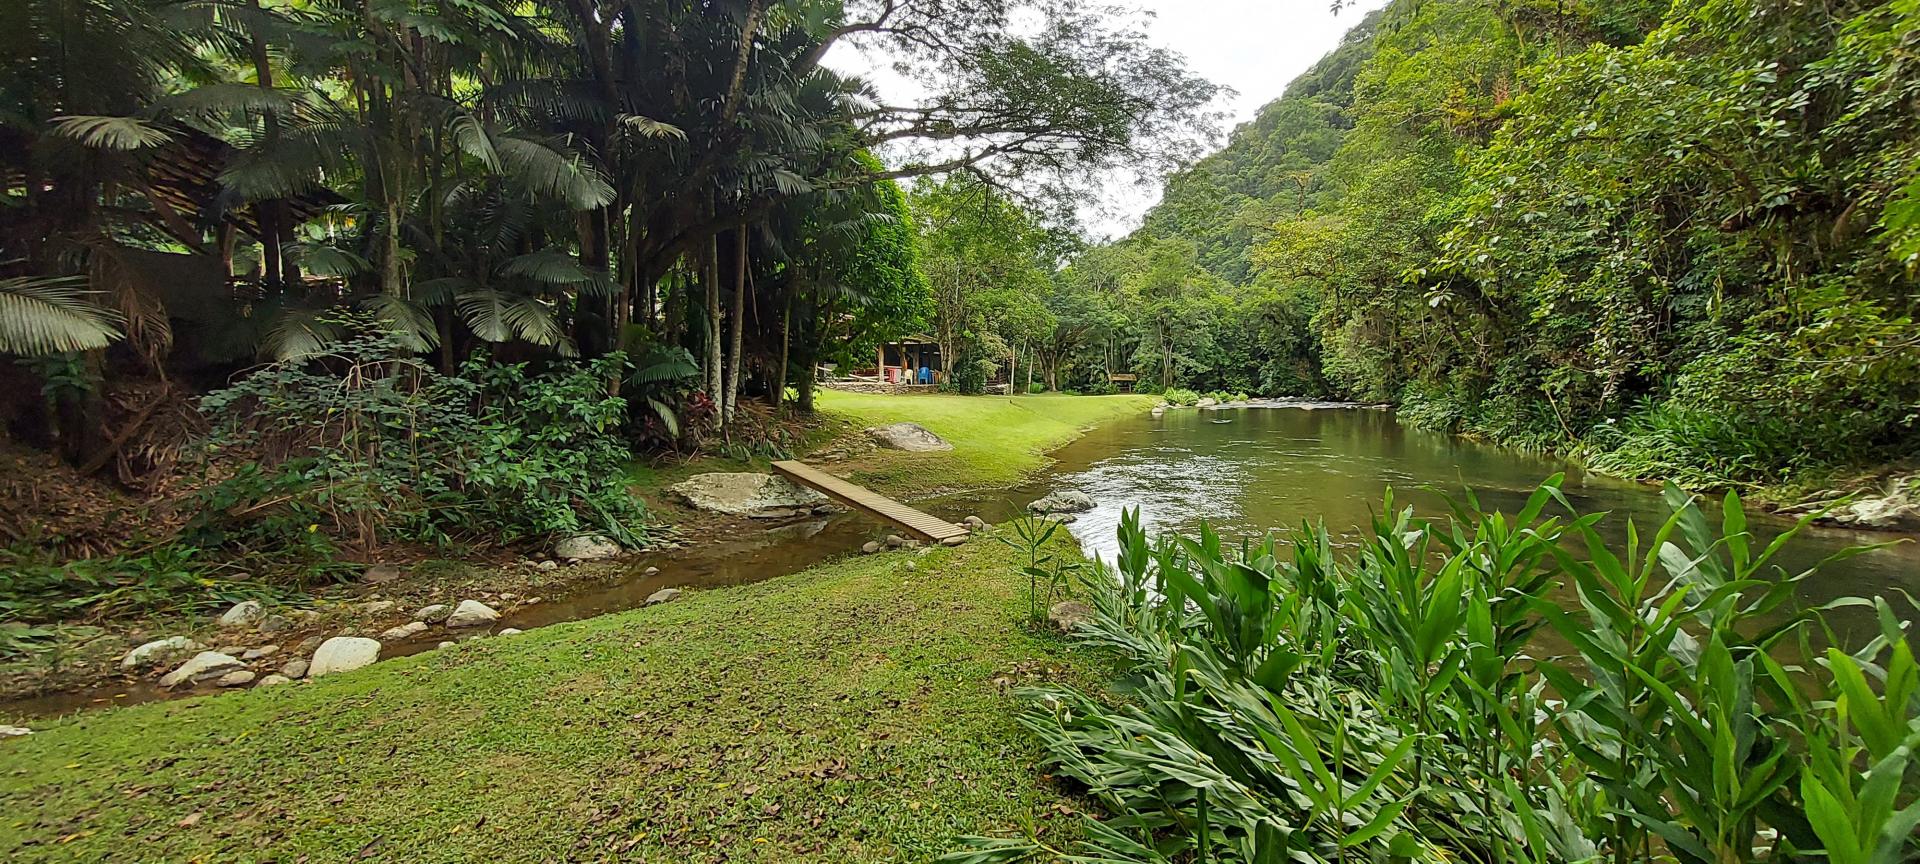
646, 588, 682, 606
309, 637, 382, 677
864, 422, 953, 452
379, 621, 430, 641
1028, 490, 1095, 515
121, 636, 205, 671
555, 533, 622, 561
445, 600, 500, 628
158, 652, 246, 688
670, 473, 829, 518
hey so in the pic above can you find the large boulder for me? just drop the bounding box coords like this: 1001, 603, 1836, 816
555, 534, 622, 561
1028, 490, 1096, 515
864, 422, 953, 452
309, 637, 382, 677
157, 652, 246, 688
120, 636, 205, 671
445, 600, 500, 628
670, 473, 830, 518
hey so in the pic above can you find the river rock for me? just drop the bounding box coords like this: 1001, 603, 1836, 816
215, 670, 256, 688
865, 422, 953, 452
242, 645, 279, 661
258, 674, 293, 687
963, 515, 987, 530
499, 628, 524, 636
158, 652, 246, 688
413, 604, 451, 623
361, 564, 403, 584
361, 600, 397, 615
1048, 600, 1095, 632
1197, 397, 1218, 408
555, 534, 622, 561
293, 636, 324, 655
537, 560, 559, 571
379, 622, 429, 641
1, 725, 32, 738
861, 541, 882, 554
1029, 490, 1095, 514
120, 636, 205, 671
1829, 477, 1920, 530
670, 473, 830, 518
279, 659, 310, 679
437, 641, 456, 650
445, 600, 500, 628
646, 588, 682, 606
643, 566, 660, 576
218, 600, 265, 629
258, 614, 292, 633
309, 637, 381, 677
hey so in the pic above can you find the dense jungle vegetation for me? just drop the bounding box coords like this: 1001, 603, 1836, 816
956, 0, 1920, 494
0, 0, 1217, 561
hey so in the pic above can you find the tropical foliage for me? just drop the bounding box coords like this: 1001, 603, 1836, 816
950, 480, 1920, 864
1047, 0, 1920, 490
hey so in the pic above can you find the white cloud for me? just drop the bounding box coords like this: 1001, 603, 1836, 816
828, 1, 1387, 239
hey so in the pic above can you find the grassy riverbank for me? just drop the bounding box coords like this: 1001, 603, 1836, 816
813, 391, 1160, 495
1, 536, 1100, 862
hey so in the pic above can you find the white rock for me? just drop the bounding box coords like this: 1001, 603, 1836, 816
242, 645, 280, 661
121, 636, 205, 671
670, 473, 830, 518
1028, 490, 1096, 515
0, 725, 31, 738
361, 600, 397, 615
437, 641, 456, 650
645, 588, 682, 606
643, 566, 660, 576
379, 622, 429, 641
279, 659, 310, 679
413, 604, 451, 623
445, 600, 500, 628
498, 628, 524, 636
554, 534, 622, 561
158, 652, 246, 688
537, 560, 559, 572
257, 674, 293, 687
215, 670, 256, 688
309, 637, 382, 677
864, 422, 953, 452
218, 600, 265, 629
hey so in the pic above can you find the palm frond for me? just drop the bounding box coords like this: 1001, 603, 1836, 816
287, 243, 371, 278
362, 294, 439, 352
51, 116, 173, 151
494, 134, 614, 210
0, 275, 124, 356
262, 308, 345, 361
448, 112, 503, 173
158, 83, 304, 118
456, 289, 575, 355
617, 113, 687, 141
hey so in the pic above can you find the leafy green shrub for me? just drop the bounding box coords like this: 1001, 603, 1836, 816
190, 326, 653, 559
1203, 389, 1248, 403
951, 479, 1920, 864
1161, 387, 1201, 406
1585, 399, 1817, 489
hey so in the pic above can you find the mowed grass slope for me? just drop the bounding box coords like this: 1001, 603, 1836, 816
0, 539, 1095, 863
815, 391, 1158, 494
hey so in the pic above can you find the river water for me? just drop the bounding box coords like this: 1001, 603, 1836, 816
1021, 405, 1919, 646
9, 404, 1913, 718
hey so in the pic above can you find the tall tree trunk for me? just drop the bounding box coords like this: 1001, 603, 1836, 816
772, 288, 792, 411
704, 235, 723, 410
724, 228, 746, 424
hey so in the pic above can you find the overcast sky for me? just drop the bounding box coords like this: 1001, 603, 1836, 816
829, 1, 1387, 239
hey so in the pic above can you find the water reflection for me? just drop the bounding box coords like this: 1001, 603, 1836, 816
1032, 407, 1918, 639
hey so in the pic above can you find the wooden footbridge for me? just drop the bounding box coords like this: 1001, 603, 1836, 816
771, 460, 970, 544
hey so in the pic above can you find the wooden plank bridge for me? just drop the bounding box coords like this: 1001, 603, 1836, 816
771, 460, 970, 544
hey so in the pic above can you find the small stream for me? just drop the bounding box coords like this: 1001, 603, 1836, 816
9, 404, 1915, 718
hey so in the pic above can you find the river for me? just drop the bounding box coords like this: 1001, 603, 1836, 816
9, 403, 1913, 718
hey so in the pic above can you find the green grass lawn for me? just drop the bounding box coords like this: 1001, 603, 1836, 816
0, 537, 1097, 862
814, 391, 1159, 495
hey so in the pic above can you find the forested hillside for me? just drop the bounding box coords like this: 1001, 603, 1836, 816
1038, 0, 1920, 494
